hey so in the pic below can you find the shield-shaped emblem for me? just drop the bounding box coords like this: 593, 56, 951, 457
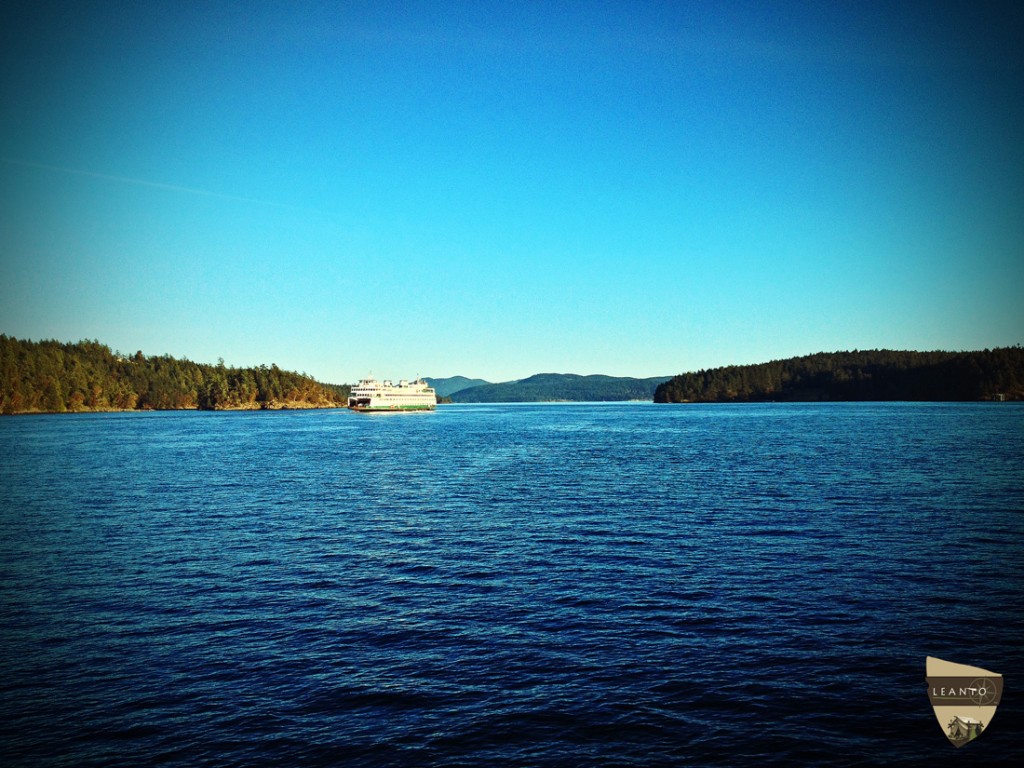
926, 657, 1002, 748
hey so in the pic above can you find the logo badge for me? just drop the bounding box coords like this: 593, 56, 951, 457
926, 657, 1003, 748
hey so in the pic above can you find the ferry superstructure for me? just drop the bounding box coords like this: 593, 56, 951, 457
348, 377, 437, 412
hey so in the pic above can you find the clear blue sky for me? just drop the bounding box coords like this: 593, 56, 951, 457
2, 1, 1022, 384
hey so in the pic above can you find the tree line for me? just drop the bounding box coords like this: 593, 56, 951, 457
0, 335, 350, 414
654, 347, 1024, 403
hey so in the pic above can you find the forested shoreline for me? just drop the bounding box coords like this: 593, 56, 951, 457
655, 347, 1024, 403
0, 335, 349, 414
6, 336, 1022, 414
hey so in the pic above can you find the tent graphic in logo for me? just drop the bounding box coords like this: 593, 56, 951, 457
926, 657, 1003, 748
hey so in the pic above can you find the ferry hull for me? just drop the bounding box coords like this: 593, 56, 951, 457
349, 404, 435, 412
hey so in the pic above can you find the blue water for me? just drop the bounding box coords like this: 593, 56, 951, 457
1, 402, 1022, 766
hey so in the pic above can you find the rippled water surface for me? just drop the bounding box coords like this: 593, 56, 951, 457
2, 402, 1023, 766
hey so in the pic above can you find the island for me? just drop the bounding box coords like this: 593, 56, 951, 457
654, 348, 1024, 403
0, 335, 349, 414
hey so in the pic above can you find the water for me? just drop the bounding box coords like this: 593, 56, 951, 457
1, 402, 1022, 766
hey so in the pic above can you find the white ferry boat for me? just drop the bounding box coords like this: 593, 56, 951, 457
348, 377, 437, 412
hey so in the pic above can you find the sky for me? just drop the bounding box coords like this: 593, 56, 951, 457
1, 1, 1022, 384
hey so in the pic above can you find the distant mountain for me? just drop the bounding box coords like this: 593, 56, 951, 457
425, 376, 491, 397
654, 347, 1024, 402
449, 373, 671, 403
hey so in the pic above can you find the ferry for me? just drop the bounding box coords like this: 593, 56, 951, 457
348, 377, 437, 412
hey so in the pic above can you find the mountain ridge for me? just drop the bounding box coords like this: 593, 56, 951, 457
424, 376, 491, 397
449, 373, 671, 403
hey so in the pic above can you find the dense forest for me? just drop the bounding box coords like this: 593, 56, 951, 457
0, 335, 350, 414
450, 373, 671, 402
654, 347, 1024, 403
